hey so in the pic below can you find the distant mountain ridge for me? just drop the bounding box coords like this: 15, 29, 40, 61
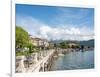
50, 39, 94, 47
79, 39, 94, 47
50, 40, 64, 44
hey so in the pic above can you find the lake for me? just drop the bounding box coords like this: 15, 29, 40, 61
50, 50, 94, 71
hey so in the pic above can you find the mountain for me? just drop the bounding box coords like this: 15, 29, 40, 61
50, 40, 64, 44
50, 39, 94, 47
79, 39, 94, 47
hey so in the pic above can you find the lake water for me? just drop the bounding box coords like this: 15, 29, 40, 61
50, 50, 94, 71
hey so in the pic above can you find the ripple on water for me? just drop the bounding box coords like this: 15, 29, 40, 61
51, 50, 94, 71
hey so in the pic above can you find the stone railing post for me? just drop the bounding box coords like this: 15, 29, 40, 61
16, 56, 26, 73
34, 53, 38, 63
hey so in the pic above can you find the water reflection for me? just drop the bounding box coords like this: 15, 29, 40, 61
50, 51, 94, 71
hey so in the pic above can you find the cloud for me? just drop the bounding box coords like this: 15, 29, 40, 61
16, 15, 94, 41
53, 8, 94, 27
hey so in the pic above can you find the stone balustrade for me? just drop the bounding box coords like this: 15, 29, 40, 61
16, 49, 55, 73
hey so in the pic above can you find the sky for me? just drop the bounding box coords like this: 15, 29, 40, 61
16, 4, 94, 41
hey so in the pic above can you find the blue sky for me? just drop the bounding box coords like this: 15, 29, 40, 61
16, 4, 94, 41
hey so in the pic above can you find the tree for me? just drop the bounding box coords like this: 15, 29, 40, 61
27, 43, 37, 53
59, 42, 68, 49
28, 43, 33, 53
81, 45, 84, 50
16, 26, 29, 49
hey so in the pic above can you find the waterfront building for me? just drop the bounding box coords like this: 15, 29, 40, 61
68, 43, 78, 48
29, 36, 50, 50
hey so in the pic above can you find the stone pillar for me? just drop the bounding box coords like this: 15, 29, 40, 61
40, 52, 43, 59
42, 63, 45, 72
16, 56, 26, 73
34, 53, 38, 63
